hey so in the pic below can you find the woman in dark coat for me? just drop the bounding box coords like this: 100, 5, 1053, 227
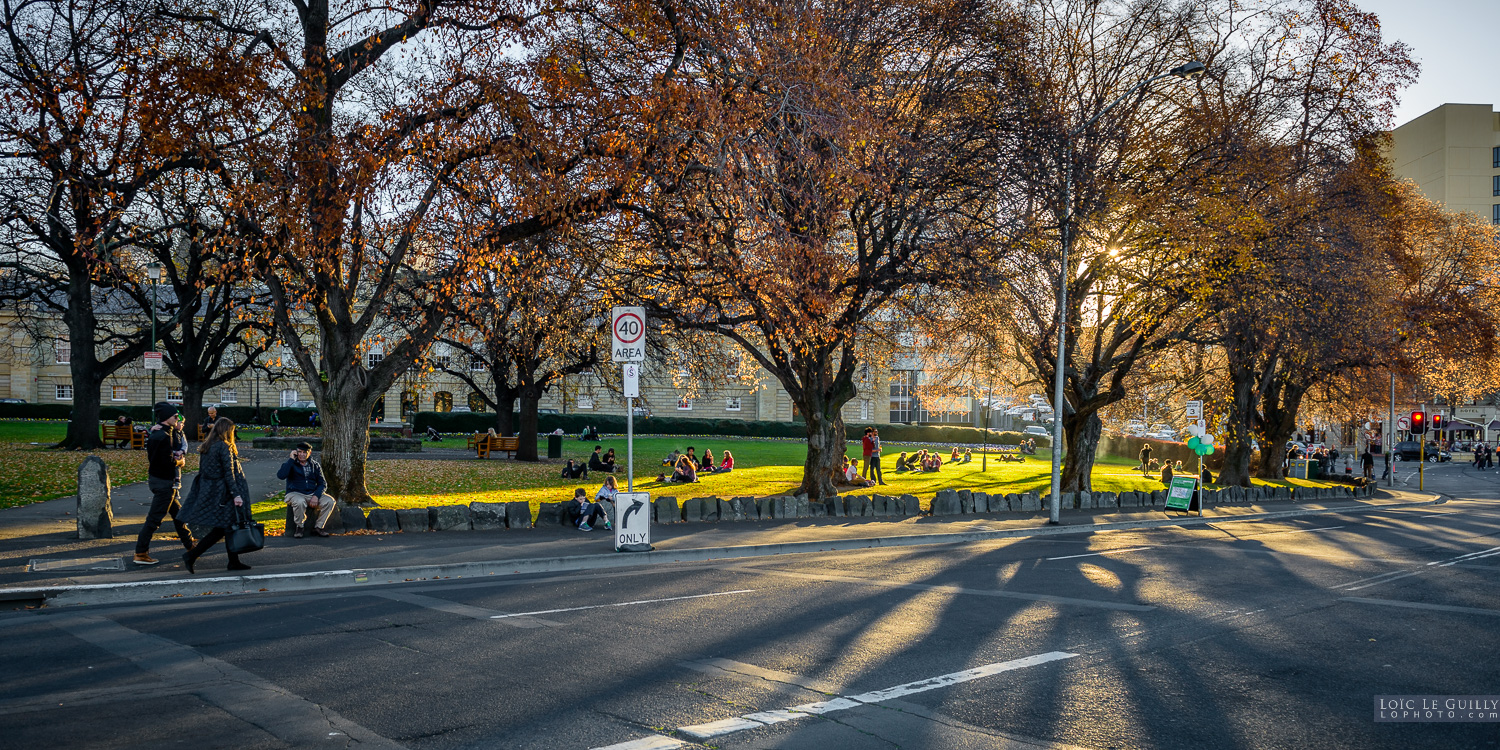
180, 417, 253, 573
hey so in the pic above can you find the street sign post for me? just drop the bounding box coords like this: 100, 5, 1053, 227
613, 492, 652, 552
1185, 400, 1202, 419
1166, 475, 1198, 514
613, 307, 646, 499
611, 307, 645, 363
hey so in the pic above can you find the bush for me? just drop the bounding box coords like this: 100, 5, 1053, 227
0, 403, 73, 420
408, 410, 1050, 447
1101, 434, 1221, 470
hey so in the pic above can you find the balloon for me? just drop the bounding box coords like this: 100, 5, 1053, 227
1203, 434, 1215, 445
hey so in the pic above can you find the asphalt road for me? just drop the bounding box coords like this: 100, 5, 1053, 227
2, 463, 1496, 749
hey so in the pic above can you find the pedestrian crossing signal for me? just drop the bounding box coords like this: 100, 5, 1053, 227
1410, 411, 1426, 435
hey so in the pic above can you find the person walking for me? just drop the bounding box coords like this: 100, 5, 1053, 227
1138, 442, 1153, 471
134, 402, 197, 565
180, 418, 253, 573
1360, 447, 1375, 480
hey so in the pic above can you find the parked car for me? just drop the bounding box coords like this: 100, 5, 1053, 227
1022, 425, 1051, 438
0, 398, 24, 404
288, 400, 316, 409
1391, 441, 1450, 463
451, 406, 472, 413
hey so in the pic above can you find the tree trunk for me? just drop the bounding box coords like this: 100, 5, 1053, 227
1058, 410, 1101, 492
62, 367, 105, 450
59, 278, 107, 450
181, 379, 207, 439
796, 395, 846, 500
1255, 381, 1308, 480
320, 389, 377, 507
517, 387, 541, 462
1216, 365, 1259, 487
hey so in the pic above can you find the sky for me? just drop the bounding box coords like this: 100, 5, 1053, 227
1355, 0, 1500, 127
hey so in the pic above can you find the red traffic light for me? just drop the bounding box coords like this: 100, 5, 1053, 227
1410, 411, 1426, 434
1431, 413, 1445, 431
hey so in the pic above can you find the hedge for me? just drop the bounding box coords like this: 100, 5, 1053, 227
410, 410, 1050, 448
0, 402, 325, 426
0, 403, 74, 420
1100, 434, 1222, 470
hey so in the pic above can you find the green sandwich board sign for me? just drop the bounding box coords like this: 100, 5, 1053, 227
1166, 476, 1198, 512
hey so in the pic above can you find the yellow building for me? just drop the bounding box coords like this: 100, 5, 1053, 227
1387, 103, 1500, 224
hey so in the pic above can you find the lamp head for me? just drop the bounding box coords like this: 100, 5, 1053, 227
146, 262, 161, 281
1170, 61, 1207, 79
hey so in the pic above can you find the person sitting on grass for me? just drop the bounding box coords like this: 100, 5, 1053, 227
685, 447, 698, 469
663, 449, 680, 466
602, 448, 618, 473
700, 449, 715, 474
1201, 466, 1213, 487
962, 448, 973, 463
922, 452, 942, 472
560, 459, 588, 479
589, 445, 611, 473
950, 447, 960, 462
670, 454, 698, 483
570, 488, 611, 532
841, 456, 874, 487
893, 452, 911, 471
1161, 461, 1173, 485
426, 426, 442, 442
717, 450, 734, 473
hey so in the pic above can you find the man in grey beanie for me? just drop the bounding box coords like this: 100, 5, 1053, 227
134, 402, 196, 565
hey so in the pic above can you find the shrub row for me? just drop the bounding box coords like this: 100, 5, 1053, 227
1099, 434, 1222, 470
0, 402, 320, 426
410, 410, 1049, 448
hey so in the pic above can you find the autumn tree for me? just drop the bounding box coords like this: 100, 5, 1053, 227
184, 0, 681, 503
623, 0, 1027, 498
0, 0, 251, 447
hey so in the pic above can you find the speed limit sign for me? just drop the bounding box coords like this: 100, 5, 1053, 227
611, 307, 645, 363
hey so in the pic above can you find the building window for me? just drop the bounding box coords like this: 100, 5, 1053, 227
166, 388, 182, 403
860, 398, 871, 421
280, 389, 299, 407
470, 356, 486, 371
1493, 146, 1499, 169
434, 391, 453, 412
55, 384, 73, 400
401, 390, 419, 415
725, 397, 741, 411
55, 340, 70, 364
220, 388, 237, 403
111, 385, 128, 401
467, 392, 487, 412
577, 396, 595, 410
889, 370, 915, 423
1494, 204, 1500, 225
677, 396, 693, 411
366, 351, 384, 369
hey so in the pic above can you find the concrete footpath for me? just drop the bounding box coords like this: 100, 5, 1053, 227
0, 465, 1442, 608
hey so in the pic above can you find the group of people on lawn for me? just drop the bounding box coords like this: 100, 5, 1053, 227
890, 447, 974, 473
658, 446, 735, 483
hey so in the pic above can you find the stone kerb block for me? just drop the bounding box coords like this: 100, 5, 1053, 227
76, 456, 113, 539
757, 497, 776, 520
506, 502, 533, 529
729, 497, 755, 521
366, 508, 399, 533
469, 502, 506, 531
809, 501, 827, 518
957, 489, 973, 514
429, 505, 470, 531
899, 494, 920, 516
535, 502, 565, 526
716, 498, 734, 521
396, 508, 428, 531
654, 496, 679, 524
1095, 492, 1116, 510
698, 497, 721, 522
823, 496, 844, 517
1150, 490, 1165, 505
1004, 493, 1021, 511
1021, 492, 1041, 512
870, 494, 890, 516
333, 506, 361, 534
680, 497, 705, 523
597, 500, 615, 525
1078, 491, 1093, 510
845, 495, 872, 516
972, 492, 989, 514
931, 490, 961, 516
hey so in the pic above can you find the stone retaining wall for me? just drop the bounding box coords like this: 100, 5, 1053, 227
309, 483, 1376, 534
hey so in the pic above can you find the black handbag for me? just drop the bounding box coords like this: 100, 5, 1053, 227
226, 503, 265, 555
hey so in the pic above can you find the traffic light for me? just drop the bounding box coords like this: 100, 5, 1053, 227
1431, 413, 1444, 432
1410, 411, 1426, 434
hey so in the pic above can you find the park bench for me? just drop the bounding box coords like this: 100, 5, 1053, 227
995, 445, 1026, 462
476, 435, 520, 459
100, 424, 145, 449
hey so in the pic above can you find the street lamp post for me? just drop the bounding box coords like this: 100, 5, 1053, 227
147, 262, 161, 403
1048, 61, 1205, 525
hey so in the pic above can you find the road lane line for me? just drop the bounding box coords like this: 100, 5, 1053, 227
591, 738, 687, 750
1345, 570, 1425, 591
1438, 549, 1500, 566
1434, 545, 1500, 567
676, 651, 1078, 741
1046, 546, 1153, 560
1339, 544, 1500, 590
740, 568, 1155, 612
1336, 570, 1412, 588
1340, 597, 1500, 618
372, 590, 562, 628
1277, 525, 1346, 534
490, 589, 756, 619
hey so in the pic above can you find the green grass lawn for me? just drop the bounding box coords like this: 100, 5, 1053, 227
0, 420, 1336, 514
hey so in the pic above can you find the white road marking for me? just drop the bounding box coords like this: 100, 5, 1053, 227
490, 589, 756, 620
674, 651, 1077, 741
372, 590, 561, 628
1341, 597, 1500, 618
1277, 525, 1345, 534
1340, 544, 1500, 590
1345, 570, 1425, 591
591, 737, 687, 750
741, 568, 1155, 612
1046, 546, 1153, 561
1434, 545, 1500, 567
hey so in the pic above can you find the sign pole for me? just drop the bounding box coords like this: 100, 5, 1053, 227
626, 392, 634, 493
1420, 402, 1426, 491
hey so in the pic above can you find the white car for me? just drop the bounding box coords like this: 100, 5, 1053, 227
1022, 425, 1051, 438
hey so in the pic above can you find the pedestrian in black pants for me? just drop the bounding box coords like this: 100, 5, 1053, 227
180, 417, 253, 573
133, 403, 196, 566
